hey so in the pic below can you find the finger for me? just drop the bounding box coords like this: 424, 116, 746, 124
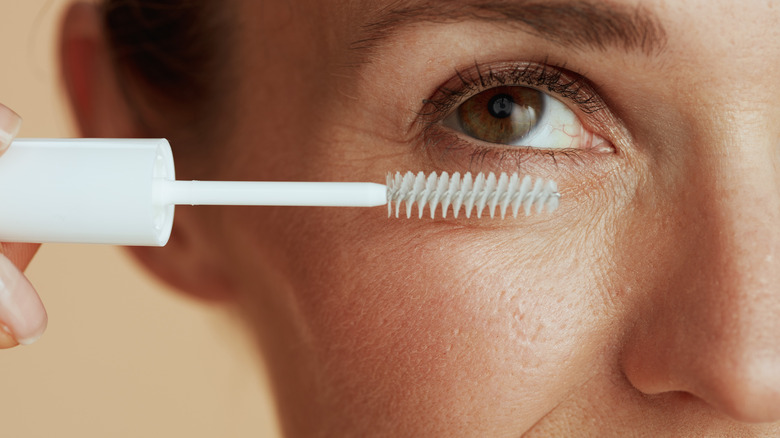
0, 243, 43, 345
0, 253, 47, 346
0, 107, 40, 273
0, 104, 46, 347
0, 103, 22, 153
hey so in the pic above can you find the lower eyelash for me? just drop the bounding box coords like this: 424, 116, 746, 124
420, 128, 589, 171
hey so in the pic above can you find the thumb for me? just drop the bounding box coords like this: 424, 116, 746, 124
0, 103, 21, 152
0, 104, 47, 348
0, 252, 47, 347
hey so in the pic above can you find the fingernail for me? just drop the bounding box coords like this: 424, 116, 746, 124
0, 103, 22, 153
0, 254, 47, 345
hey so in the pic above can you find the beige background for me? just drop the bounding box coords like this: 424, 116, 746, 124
1, 1, 279, 436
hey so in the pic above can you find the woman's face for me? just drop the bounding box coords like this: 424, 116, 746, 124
156, 0, 780, 435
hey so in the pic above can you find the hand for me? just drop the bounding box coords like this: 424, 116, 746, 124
0, 104, 47, 348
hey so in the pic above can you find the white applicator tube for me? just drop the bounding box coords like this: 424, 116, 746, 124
0, 139, 387, 246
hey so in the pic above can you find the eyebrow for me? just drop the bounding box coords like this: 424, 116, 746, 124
352, 0, 668, 56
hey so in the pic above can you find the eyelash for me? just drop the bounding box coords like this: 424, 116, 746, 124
421, 61, 603, 118
416, 60, 609, 168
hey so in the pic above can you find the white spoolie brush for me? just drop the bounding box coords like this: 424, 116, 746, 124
385, 171, 560, 219
0, 139, 561, 246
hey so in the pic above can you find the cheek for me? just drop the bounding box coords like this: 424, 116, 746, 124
250, 203, 619, 432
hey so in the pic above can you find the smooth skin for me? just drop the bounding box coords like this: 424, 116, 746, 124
60, 0, 780, 436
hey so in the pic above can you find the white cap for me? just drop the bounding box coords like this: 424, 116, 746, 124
0, 138, 175, 246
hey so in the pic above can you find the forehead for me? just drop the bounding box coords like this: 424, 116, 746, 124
233, 0, 780, 113
240, 0, 779, 57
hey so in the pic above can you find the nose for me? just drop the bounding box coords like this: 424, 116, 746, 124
620, 141, 780, 423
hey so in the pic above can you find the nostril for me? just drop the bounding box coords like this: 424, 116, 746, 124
708, 387, 780, 423
671, 356, 780, 424
712, 359, 780, 423
621, 312, 780, 424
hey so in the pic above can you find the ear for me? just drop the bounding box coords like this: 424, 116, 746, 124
59, 3, 235, 301
59, 2, 137, 138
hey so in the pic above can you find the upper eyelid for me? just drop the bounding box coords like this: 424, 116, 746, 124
417, 61, 606, 125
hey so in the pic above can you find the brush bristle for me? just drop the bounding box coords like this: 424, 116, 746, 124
386, 171, 560, 219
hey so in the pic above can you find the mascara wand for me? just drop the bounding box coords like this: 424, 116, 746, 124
0, 139, 560, 246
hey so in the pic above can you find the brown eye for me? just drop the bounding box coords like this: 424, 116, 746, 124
455, 86, 544, 144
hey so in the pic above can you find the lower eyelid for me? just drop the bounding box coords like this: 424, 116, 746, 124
411, 124, 630, 223
415, 120, 619, 175
418, 125, 604, 171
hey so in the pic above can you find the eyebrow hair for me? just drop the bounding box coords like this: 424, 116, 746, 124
352, 0, 668, 56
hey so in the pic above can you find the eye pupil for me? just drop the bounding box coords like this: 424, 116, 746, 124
488, 94, 514, 119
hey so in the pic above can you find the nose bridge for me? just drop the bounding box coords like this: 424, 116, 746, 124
622, 124, 780, 423
699, 146, 780, 351
684, 135, 780, 420
615, 4, 780, 422
700, 128, 780, 298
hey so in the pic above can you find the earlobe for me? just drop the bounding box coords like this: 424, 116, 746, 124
126, 213, 236, 302
59, 2, 137, 138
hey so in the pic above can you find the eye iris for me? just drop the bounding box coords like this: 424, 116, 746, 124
457, 86, 543, 144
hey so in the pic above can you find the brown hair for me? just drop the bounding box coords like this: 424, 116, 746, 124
100, 0, 235, 168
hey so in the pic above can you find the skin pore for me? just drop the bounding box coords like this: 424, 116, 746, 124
61, 0, 780, 436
